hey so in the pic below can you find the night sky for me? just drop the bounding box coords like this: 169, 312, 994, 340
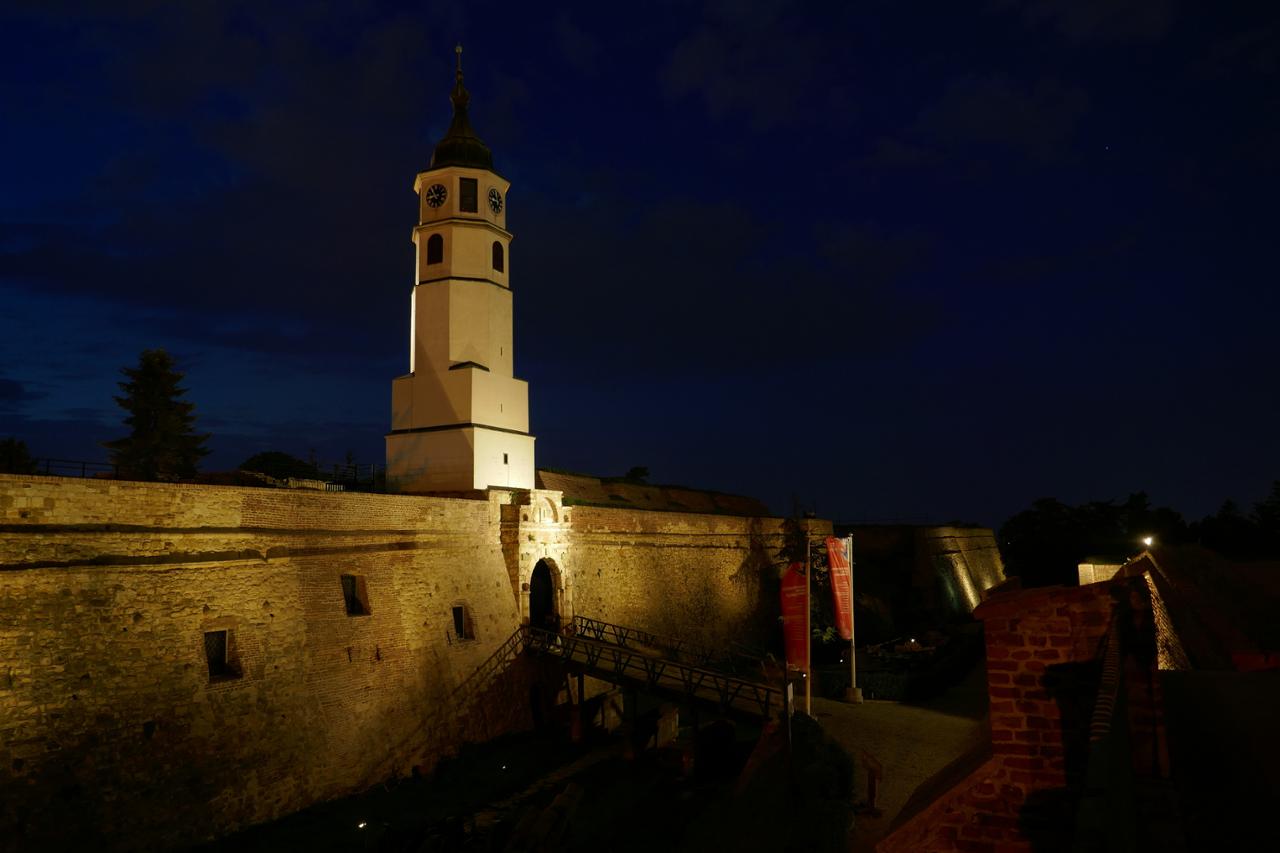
2, 1, 1278, 526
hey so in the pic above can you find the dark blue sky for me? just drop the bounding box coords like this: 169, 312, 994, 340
2, 1, 1277, 526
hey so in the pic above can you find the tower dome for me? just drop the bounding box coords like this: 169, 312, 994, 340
430, 45, 493, 171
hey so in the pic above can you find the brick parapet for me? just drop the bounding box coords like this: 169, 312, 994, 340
879, 579, 1137, 853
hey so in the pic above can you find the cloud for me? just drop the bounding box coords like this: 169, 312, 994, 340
1198, 20, 1280, 79
514, 187, 936, 381
860, 137, 943, 171
916, 75, 1090, 162
554, 12, 602, 75
660, 1, 840, 129
990, 0, 1177, 42
0, 377, 46, 412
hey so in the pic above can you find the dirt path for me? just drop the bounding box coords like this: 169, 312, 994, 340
813, 661, 989, 852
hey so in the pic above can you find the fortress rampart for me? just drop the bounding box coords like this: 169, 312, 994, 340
0, 473, 796, 849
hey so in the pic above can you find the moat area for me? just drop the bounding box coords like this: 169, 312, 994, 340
198, 662, 988, 852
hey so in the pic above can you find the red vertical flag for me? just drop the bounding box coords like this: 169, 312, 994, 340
780, 562, 809, 672
826, 536, 853, 641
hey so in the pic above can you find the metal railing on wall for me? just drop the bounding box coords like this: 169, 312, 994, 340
21, 457, 387, 491
320, 462, 387, 492
30, 458, 119, 479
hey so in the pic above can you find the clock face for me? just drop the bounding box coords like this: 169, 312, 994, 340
425, 183, 448, 208
488, 188, 503, 214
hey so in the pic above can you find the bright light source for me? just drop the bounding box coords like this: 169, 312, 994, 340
1142, 536, 1154, 547
357, 822, 367, 830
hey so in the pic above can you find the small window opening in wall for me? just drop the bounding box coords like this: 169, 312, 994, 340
452, 604, 475, 640
203, 630, 239, 680
503, 453, 509, 464
492, 240, 505, 272
426, 233, 443, 265
341, 574, 371, 616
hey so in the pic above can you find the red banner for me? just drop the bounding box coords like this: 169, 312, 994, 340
780, 562, 809, 672
826, 536, 853, 641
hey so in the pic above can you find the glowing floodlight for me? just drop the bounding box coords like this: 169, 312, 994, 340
1142, 536, 1154, 547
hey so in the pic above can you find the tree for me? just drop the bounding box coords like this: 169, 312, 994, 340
104, 349, 209, 481
0, 437, 36, 474
623, 465, 650, 483
1000, 493, 1189, 587
239, 451, 320, 481
1252, 480, 1280, 549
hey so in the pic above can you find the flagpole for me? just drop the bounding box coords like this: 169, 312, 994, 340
805, 524, 812, 716
847, 535, 863, 703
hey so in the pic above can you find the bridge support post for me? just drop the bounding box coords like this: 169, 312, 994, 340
570, 672, 585, 743
622, 686, 639, 759
690, 701, 701, 768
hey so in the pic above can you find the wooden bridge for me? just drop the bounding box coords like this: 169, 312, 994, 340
525, 619, 782, 719
445, 615, 782, 733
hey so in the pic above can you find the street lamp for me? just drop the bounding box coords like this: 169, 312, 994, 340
1142, 535, 1154, 547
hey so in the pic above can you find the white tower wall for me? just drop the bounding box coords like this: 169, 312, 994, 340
386, 71, 534, 493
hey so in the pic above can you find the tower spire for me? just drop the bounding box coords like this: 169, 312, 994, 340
430, 43, 492, 170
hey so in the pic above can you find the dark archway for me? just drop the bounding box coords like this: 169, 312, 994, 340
530, 558, 558, 631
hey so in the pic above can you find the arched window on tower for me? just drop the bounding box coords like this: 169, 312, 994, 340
492, 240, 505, 273
427, 233, 443, 265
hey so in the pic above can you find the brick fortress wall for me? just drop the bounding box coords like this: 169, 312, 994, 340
0, 474, 787, 849
878, 577, 1162, 853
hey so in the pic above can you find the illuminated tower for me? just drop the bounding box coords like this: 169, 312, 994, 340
386, 47, 534, 492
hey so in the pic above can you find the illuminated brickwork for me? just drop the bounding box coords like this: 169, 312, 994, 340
878, 580, 1151, 853
0, 473, 787, 849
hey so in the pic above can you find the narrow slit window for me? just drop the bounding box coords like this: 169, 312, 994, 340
426, 233, 443, 265
492, 240, 505, 272
452, 604, 475, 640
503, 453, 509, 464
341, 574, 370, 616
203, 630, 239, 680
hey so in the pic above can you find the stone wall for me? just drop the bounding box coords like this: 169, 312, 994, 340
0, 474, 790, 849
568, 508, 813, 650
920, 527, 1007, 614
843, 525, 1006, 639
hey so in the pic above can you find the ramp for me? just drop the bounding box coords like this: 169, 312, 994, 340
524, 625, 781, 718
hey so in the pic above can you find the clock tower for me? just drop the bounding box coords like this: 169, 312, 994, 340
386, 47, 535, 492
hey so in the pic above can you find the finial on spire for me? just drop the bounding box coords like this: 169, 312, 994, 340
429, 41, 492, 170
450, 43, 470, 112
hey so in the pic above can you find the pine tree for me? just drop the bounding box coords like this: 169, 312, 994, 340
0, 437, 37, 474
104, 349, 209, 481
